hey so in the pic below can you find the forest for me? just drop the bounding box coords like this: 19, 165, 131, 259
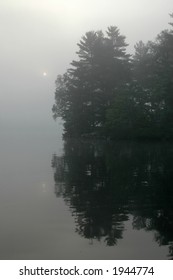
52, 13, 173, 140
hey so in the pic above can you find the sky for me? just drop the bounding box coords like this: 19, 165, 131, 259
0, 0, 172, 127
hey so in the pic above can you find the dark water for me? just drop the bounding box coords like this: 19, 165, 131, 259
52, 139, 173, 260
0, 125, 173, 259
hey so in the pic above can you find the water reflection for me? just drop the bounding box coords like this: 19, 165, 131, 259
51, 139, 173, 259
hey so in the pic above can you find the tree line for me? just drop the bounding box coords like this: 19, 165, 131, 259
52, 13, 173, 140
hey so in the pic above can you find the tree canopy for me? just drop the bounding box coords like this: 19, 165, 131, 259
53, 14, 173, 140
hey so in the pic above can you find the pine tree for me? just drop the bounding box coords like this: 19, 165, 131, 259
53, 27, 131, 137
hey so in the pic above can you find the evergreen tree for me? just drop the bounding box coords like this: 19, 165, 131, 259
53, 27, 131, 137
154, 27, 173, 137
52, 13, 173, 139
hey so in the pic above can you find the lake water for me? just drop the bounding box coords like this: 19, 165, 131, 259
0, 123, 173, 259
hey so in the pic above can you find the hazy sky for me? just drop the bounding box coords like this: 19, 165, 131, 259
0, 0, 172, 127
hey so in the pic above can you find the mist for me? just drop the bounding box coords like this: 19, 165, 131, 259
1, 0, 173, 261
0, 0, 172, 127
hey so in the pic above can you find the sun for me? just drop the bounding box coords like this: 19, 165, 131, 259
43, 72, 47, 76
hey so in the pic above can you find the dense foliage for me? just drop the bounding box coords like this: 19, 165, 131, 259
52, 14, 173, 139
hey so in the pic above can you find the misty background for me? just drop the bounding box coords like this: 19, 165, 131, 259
0, 0, 173, 260
0, 0, 172, 130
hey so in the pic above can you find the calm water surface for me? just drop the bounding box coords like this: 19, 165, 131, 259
0, 124, 173, 259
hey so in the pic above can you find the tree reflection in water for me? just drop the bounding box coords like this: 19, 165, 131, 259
51, 139, 173, 258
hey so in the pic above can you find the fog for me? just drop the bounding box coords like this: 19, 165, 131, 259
1, 0, 173, 261
0, 0, 172, 127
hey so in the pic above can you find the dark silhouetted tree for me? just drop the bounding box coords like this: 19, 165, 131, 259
53, 13, 173, 139
53, 27, 131, 137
